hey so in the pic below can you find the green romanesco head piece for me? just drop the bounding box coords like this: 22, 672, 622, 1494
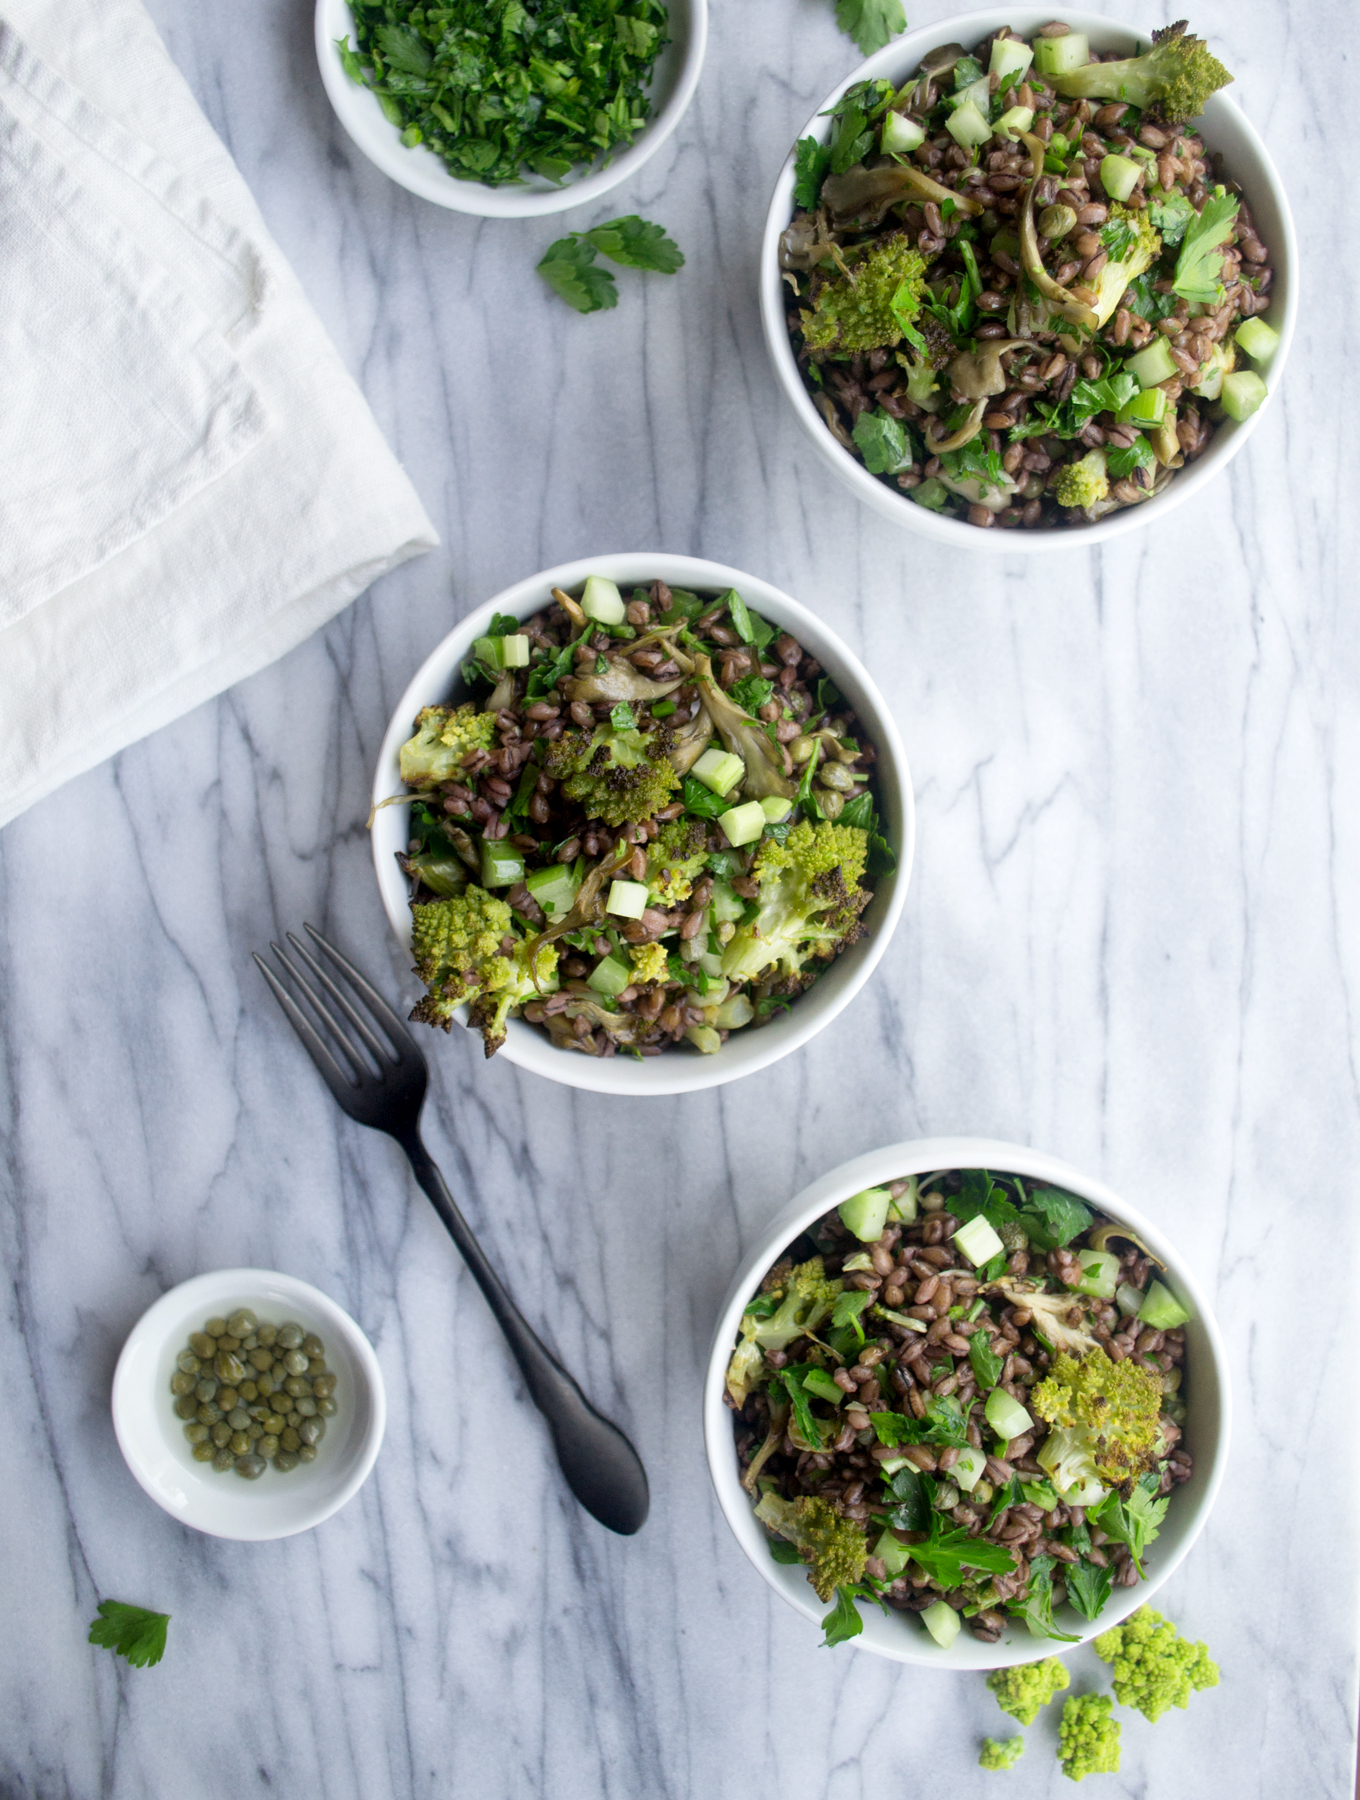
801, 232, 929, 356
409, 889, 558, 1055
722, 820, 871, 986
985, 1657, 1071, 1727
628, 942, 670, 985
1090, 204, 1161, 327
753, 1491, 868, 1602
1056, 1693, 1120, 1782
544, 724, 679, 826
1054, 448, 1110, 511
978, 1736, 1025, 1772
1050, 21, 1232, 124
399, 704, 498, 787
1032, 1351, 1163, 1487
742, 1256, 842, 1354
644, 817, 709, 904
1092, 1606, 1219, 1722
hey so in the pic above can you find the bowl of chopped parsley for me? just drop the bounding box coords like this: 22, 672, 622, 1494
316, 0, 707, 216
704, 1138, 1230, 1664
760, 9, 1296, 548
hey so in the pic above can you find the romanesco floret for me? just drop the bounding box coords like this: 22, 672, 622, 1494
979, 1736, 1025, 1771
1089, 205, 1161, 327
628, 942, 670, 985
644, 817, 709, 904
725, 1256, 843, 1402
399, 704, 497, 786
1092, 1606, 1219, 1722
801, 232, 929, 355
753, 1491, 867, 1602
1050, 21, 1232, 124
986, 1657, 1070, 1727
544, 724, 678, 826
409, 889, 559, 1055
1054, 449, 1110, 511
1056, 1694, 1120, 1781
1031, 1351, 1164, 1488
721, 820, 871, 985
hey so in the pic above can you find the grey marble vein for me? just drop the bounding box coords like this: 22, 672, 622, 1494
1, 0, 1358, 1795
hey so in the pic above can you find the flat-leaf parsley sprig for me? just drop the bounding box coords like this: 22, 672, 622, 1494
537, 215, 683, 314
88, 1601, 170, 1669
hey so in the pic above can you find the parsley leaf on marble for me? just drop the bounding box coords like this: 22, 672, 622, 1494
835, 0, 907, 57
583, 216, 684, 272
537, 217, 682, 313
88, 1601, 169, 1668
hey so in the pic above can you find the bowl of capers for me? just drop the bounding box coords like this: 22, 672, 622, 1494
112, 1268, 386, 1541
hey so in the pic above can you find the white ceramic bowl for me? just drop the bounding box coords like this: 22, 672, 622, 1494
315, 0, 707, 218
371, 552, 914, 1095
760, 9, 1297, 553
704, 1137, 1230, 1666
112, 1269, 386, 1541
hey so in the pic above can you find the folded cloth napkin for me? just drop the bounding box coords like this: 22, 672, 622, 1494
0, 0, 438, 829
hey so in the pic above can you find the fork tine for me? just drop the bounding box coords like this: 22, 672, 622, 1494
304, 923, 419, 1053
285, 931, 393, 1069
253, 953, 358, 1100
267, 940, 368, 1082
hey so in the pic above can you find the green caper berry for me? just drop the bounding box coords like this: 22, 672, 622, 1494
189, 1332, 216, 1358
196, 1402, 223, 1425
204, 1317, 228, 1337
283, 1350, 308, 1376
280, 1427, 300, 1451
317, 1396, 337, 1417
217, 1387, 239, 1412
192, 1440, 216, 1462
308, 1359, 328, 1376
257, 1323, 278, 1347
214, 1351, 245, 1384
284, 1376, 310, 1397
227, 1308, 257, 1337
248, 1347, 272, 1372
184, 1422, 209, 1444
234, 1453, 267, 1479
195, 1378, 218, 1402
238, 1381, 259, 1403
176, 1350, 200, 1375
258, 1434, 279, 1457
298, 1417, 324, 1446
297, 1445, 317, 1464
173, 1394, 199, 1419
302, 1335, 324, 1360
296, 1397, 317, 1418
273, 1450, 299, 1471
170, 1371, 196, 1396
229, 1431, 250, 1456
212, 1447, 234, 1472
212, 1422, 232, 1447
227, 1407, 251, 1430
276, 1323, 304, 1349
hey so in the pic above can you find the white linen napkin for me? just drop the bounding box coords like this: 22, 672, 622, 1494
0, 0, 438, 829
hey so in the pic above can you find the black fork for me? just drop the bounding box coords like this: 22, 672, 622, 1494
254, 924, 649, 1536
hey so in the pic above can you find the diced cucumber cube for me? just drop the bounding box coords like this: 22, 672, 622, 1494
1069, 1248, 1119, 1299
1033, 31, 1089, 75
994, 105, 1035, 141
525, 861, 579, 916
985, 1388, 1032, 1440
685, 1025, 722, 1055
921, 1600, 961, 1649
945, 101, 991, 150
587, 954, 631, 997
760, 795, 793, 824
479, 839, 525, 888
709, 880, 744, 923
1220, 370, 1268, 421
1138, 1281, 1191, 1329
954, 1215, 1004, 1267
1116, 386, 1169, 427
1235, 317, 1280, 361
886, 1176, 918, 1224
473, 633, 530, 670
1126, 337, 1178, 388
1099, 153, 1141, 203
580, 575, 625, 624
989, 35, 1034, 81
1116, 1282, 1146, 1319
605, 879, 650, 919
838, 1186, 891, 1242
951, 1444, 986, 1492
953, 76, 991, 115
873, 1528, 913, 1577
881, 111, 925, 156
802, 1369, 844, 1406
718, 800, 765, 846
692, 746, 745, 796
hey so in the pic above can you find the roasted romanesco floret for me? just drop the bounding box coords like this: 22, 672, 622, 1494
644, 817, 709, 904
978, 1736, 1025, 1772
1056, 1693, 1120, 1781
1054, 448, 1110, 511
1089, 204, 1162, 327
721, 819, 871, 985
801, 232, 929, 355
1092, 1606, 1219, 1722
1050, 21, 1232, 124
753, 1491, 868, 1602
628, 942, 670, 985
986, 1657, 1071, 1727
398, 704, 497, 786
409, 888, 559, 1056
543, 723, 678, 826
724, 1256, 843, 1404
1031, 1351, 1164, 1488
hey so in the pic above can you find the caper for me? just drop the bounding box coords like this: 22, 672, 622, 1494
317, 1397, 337, 1417
258, 1434, 280, 1457
298, 1417, 324, 1446
184, 1422, 209, 1445
249, 1347, 273, 1372
170, 1371, 196, 1397
276, 1323, 304, 1350
1038, 202, 1077, 240
212, 1448, 234, 1472
217, 1333, 240, 1353
273, 1450, 299, 1472
217, 1387, 239, 1412
286, 1411, 302, 1428
790, 735, 818, 764
214, 1350, 245, 1385
308, 1359, 328, 1377
176, 1350, 200, 1375
189, 1332, 216, 1358
312, 1375, 336, 1399
234, 1453, 267, 1480
271, 1362, 288, 1384
173, 1394, 199, 1419
302, 1335, 324, 1360
240, 1333, 259, 1351
195, 1378, 218, 1402
283, 1350, 309, 1376
247, 1422, 264, 1441
239, 1380, 258, 1402
296, 1397, 317, 1418
816, 761, 855, 793
192, 1440, 216, 1462
297, 1445, 317, 1464
212, 1422, 232, 1447
817, 787, 846, 820
175, 1312, 338, 1481
257, 1323, 278, 1347
284, 1376, 310, 1397
227, 1407, 251, 1431
196, 1403, 223, 1426
227, 1309, 257, 1338
205, 1317, 228, 1337
229, 1431, 250, 1456
280, 1427, 300, 1452
256, 1374, 276, 1397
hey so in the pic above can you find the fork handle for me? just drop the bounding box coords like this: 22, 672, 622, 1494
395, 1130, 649, 1536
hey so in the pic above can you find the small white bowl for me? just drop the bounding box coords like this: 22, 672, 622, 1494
314, 0, 707, 218
112, 1269, 386, 1542
703, 1137, 1230, 1666
760, 9, 1297, 553
371, 552, 914, 1096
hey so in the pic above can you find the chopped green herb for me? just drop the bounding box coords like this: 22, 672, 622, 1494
1173, 190, 1240, 304
88, 1602, 169, 1669
538, 215, 682, 313
834, 0, 906, 58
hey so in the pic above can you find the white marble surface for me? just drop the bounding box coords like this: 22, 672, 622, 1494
1, 0, 1357, 1794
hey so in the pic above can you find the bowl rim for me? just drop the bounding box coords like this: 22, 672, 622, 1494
759, 5, 1299, 553
370, 551, 915, 1096
703, 1136, 1232, 1666
112, 1267, 387, 1541
314, 0, 709, 218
